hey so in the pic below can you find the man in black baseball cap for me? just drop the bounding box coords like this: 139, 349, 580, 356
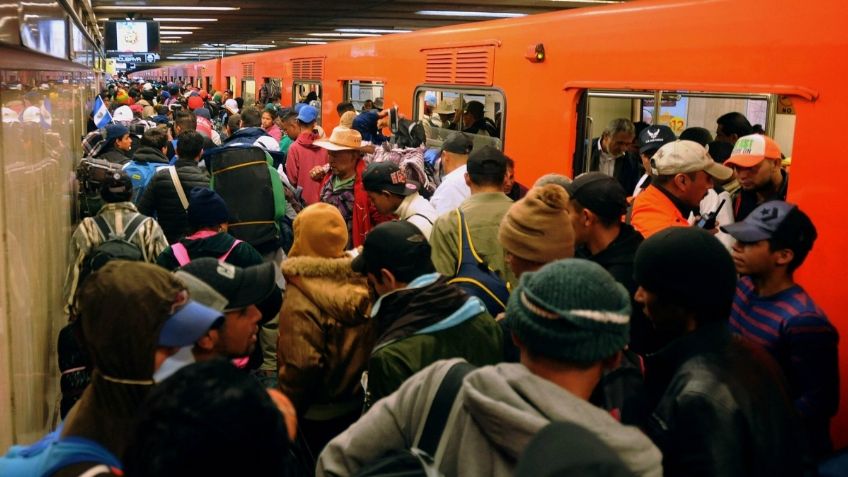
431, 132, 474, 215
179, 258, 278, 360
633, 125, 676, 197
351, 221, 502, 408
566, 172, 649, 352
361, 161, 438, 238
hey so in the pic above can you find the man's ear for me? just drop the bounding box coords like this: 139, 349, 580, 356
196, 329, 218, 352
464, 172, 472, 187
774, 248, 795, 268
380, 268, 396, 290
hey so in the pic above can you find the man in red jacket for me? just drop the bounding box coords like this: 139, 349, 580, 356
285, 105, 327, 205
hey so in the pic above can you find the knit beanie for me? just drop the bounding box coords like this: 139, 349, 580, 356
499, 184, 574, 263
114, 89, 129, 105
188, 95, 204, 111
288, 203, 348, 259
505, 259, 630, 364
187, 187, 230, 227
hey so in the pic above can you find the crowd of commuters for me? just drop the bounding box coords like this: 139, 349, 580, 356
2, 77, 841, 477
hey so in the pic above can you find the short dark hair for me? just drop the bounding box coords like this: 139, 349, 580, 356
336, 102, 355, 115
174, 110, 196, 132
141, 127, 168, 149
717, 112, 753, 138
262, 108, 277, 120
123, 360, 289, 477
768, 208, 818, 274
155, 105, 168, 115
235, 97, 244, 110
568, 199, 619, 228
176, 131, 204, 160
227, 113, 241, 133
281, 110, 298, 123
468, 168, 505, 188
240, 107, 261, 127
679, 127, 713, 147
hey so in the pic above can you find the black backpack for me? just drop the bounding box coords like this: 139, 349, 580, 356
447, 210, 510, 316
352, 362, 476, 477
80, 213, 147, 282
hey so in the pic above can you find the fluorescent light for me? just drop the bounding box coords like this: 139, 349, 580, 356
161, 37, 184, 40
335, 28, 413, 34
289, 37, 343, 42
158, 31, 192, 35
307, 32, 380, 38
153, 18, 218, 22
97, 6, 238, 11
161, 26, 202, 30
416, 10, 527, 18
289, 41, 327, 45
161, 40, 181, 44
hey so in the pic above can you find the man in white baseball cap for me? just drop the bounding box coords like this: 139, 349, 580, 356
631, 140, 733, 239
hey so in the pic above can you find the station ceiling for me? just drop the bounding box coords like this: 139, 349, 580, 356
92, 0, 633, 63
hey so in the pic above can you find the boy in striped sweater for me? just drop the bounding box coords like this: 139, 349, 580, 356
722, 200, 838, 458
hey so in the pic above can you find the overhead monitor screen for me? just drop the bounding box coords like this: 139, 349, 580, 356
105, 21, 160, 54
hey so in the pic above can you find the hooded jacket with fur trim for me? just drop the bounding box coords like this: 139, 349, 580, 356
277, 255, 375, 417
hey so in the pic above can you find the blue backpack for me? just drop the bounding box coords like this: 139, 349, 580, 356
0, 424, 122, 476
447, 209, 511, 316
123, 161, 167, 203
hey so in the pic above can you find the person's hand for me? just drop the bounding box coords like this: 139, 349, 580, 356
309, 164, 327, 182
376, 114, 389, 129
267, 389, 298, 441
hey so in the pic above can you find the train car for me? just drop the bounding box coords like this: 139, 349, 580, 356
136, 0, 848, 446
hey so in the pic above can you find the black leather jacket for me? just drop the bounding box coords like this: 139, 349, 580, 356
644, 322, 813, 477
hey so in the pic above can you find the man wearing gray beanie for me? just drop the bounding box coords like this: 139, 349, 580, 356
318, 259, 662, 477
634, 227, 808, 476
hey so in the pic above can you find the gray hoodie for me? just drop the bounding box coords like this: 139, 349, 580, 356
317, 359, 662, 477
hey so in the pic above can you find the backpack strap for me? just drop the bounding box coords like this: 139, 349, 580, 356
407, 213, 434, 225
171, 243, 191, 266
219, 239, 243, 262
415, 361, 476, 457
121, 214, 148, 242
453, 209, 484, 275
92, 215, 113, 241
168, 166, 189, 210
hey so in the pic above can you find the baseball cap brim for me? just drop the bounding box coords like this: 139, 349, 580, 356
724, 154, 767, 168
225, 261, 277, 310
158, 300, 224, 347
720, 221, 772, 242
703, 161, 734, 181
314, 139, 361, 151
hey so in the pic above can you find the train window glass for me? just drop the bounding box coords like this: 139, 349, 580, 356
574, 89, 794, 177
227, 77, 236, 94
343, 81, 384, 112
294, 81, 322, 125
205, 76, 212, 93
413, 86, 505, 151
242, 79, 256, 106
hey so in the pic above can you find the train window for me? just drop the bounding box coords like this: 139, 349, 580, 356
205, 76, 212, 93
343, 81, 384, 112
242, 79, 256, 106
227, 76, 236, 95
294, 81, 322, 125
412, 86, 506, 151
573, 89, 796, 177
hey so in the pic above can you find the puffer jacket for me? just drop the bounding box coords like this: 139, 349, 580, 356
137, 158, 210, 243
277, 255, 374, 417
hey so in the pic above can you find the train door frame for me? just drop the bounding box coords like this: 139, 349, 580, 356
573, 88, 783, 176
412, 84, 507, 151
293, 80, 323, 125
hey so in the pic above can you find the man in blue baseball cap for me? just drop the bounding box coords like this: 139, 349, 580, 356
722, 200, 838, 458
286, 104, 328, 205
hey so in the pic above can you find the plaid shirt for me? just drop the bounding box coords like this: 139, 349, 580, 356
62, 202, 169, 315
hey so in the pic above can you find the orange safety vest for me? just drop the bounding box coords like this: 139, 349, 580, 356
630, 184, 690, 239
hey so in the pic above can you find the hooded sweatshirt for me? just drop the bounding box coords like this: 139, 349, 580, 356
285, 130, 329, 206
317, 359, 663, 477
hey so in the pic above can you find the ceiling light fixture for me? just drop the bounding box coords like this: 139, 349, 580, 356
161, 40, 181, 44
96, 6, 239, 11
288, 37, 343, 42
415, 10, 527, 18
335, 28, 413, 34
289, 41, 328, 45
157, 31, 192, 35
160, 26, 202, 30
307, 32, 381, 37
153, 18, 218, 22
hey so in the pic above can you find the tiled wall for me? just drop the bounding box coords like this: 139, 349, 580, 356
0, 69, 94, 448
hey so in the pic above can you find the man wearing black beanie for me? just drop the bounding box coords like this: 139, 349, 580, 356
633, 227, 810, 476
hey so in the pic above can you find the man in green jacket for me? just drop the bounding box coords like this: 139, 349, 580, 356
429, 145, 516, 288
352, 221, 503, 409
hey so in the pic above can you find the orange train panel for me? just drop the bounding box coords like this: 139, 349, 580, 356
134, 0, 848, 446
